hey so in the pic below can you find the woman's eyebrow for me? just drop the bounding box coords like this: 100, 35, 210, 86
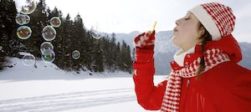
184, 13, 190, 18
187, 12, 192, 16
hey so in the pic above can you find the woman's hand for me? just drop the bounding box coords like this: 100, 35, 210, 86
134, 31, 156, 49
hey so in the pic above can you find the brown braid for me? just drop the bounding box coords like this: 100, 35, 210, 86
196, 23, 212, 78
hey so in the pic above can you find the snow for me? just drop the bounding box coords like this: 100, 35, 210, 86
0, 58, 166, 112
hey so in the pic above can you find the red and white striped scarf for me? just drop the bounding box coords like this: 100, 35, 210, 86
160, 48, 230, 112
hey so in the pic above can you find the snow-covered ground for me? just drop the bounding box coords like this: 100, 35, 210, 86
0, 58, 167, 112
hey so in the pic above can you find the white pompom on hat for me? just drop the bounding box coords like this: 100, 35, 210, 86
189, 2, 236, 40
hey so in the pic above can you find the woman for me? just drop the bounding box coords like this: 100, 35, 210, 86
133, 2, 251, 112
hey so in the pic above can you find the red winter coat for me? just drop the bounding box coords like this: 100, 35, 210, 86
133, 35, 251, 112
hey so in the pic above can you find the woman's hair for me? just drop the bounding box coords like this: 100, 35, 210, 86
196, 22, 212, 77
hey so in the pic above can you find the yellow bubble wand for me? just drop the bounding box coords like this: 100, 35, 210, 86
152, 21, 157, 31
149, 21, 157, 34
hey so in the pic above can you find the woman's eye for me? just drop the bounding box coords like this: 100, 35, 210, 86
184, 17, 190, 20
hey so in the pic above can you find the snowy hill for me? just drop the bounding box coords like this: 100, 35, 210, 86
0, 58, 166, 112
114, 31, 251, 74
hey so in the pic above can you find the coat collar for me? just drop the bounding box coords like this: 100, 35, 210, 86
170, 34, 242, 71
173, 46, 195, 67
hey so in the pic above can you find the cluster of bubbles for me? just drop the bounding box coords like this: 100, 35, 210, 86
15, 0, 37, 65
40, 17, 62, 62
40, 42, 55, 63
41, 17, 61, 41
16, 0, 37, 40
16, 20, 32, 40
15, 1, 81, 65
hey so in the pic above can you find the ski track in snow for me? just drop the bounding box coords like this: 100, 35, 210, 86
0, 88, 135, 112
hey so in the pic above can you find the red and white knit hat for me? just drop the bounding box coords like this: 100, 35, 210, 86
190, 2, 236, 40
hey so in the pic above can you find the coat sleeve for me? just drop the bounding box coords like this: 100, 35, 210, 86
133, 48, 167, 110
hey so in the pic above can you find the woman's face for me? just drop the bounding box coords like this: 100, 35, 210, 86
172, 12, 203, 51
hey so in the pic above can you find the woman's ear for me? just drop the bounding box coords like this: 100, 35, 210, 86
196, 26, 206, 44
198, 27, 205, 37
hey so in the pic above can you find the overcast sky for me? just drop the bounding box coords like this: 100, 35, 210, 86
15, 0, 251, 42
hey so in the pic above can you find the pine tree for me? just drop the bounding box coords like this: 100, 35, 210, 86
115, 42, 122, 70
110, 35, 117, 71
60, 14, 73, 71
0, 0, 17, 70
0, 0, 133, 73
71, 14, 86, 72
124, 43, 132, 73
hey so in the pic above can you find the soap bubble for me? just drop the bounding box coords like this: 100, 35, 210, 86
17, 26, 32, 39
22, 54, 35, 66
40, 42, 54, 53
16, 14, 30, 25
42, 25, 56, 41
50, 17, 61, 28
18, 0, 37, 14
93, 35, 101, 39
72, 50, 80, 59
92, 33, 101, 39
41, 49, 55, 63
